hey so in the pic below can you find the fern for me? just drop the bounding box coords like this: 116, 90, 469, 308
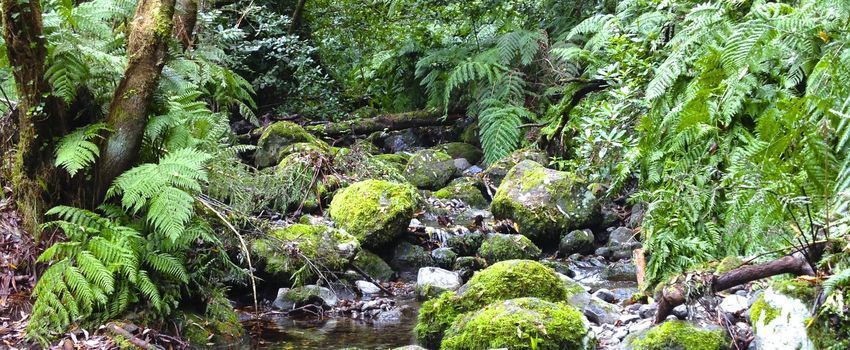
54, 123, 109, 177
478, 101, 531, 164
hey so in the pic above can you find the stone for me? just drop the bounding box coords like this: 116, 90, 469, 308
433, 178, 488, 208
384, 130, 421, 153
416, 267, 463, 299
329, 180, 421, 249
610, 287, 639, 303
638, 304, 658, 319
452, 158, 472, 171
390, 242, 432, 273
431, 247, 458, 269
452, 256, 486, 280
446, 231, 485, 256
251, 224, 359, 283
750, 288, 815, 350
608, 226, 637, 245
628, 202, 645, 228
540, 259, 576, 278
462, 165, 484, 176
273, 285, 338, 310
482, 148, 548, 188
671, 305, 689, 319
434, 142, 484, 165
719, 295, 749, 314
593, 288, 617, 304
622, 321, 729, 350
404, 149, 458, 189
477, 233, 542, 264
440, 298, 590, 350
353, 250, 395, 281
355, 280, 381, 295
254, 121, 318, 168
490, 160, 599, 245
582, 296, 622, 325
559, 229, 596, 256
602, 261, 638, 282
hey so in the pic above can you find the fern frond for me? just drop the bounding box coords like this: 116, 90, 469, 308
54, 123, 109, 177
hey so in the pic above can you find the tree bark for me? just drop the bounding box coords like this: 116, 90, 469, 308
654, 253, 815, 323
306, 110, 463, 137
2, 0, 68, 236
174, 0, 198, 51
288, 0, 308, 34
95, 0, 177, 199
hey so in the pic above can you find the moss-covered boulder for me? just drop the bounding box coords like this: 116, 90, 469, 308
390, 242, 433, 274
452, 256, 486, 280
251, 224, 359, 283
329, 180, 420, 249
490, 160, 599, 245
373, 153, 411, 173
482, 148, 548, 188
273, 285, 339, 310
275, 151, 333, 211
433, 178, 488, 208
415, 260, 572, 348
478, 233, 542, 264
749, 281, 816, 350
623, 321, 730, 350
434, 143, 483, 164
446, 231, 485, 256
404, 149, 458, 189
255, 121, 318, 168
558, 229, 595, 256
441, 297, 589, 350
353, 250, 395, 281
431, 247, 458, 269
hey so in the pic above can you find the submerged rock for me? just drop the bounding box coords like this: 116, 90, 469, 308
559, 229, 595, 256
353, 250, 395, 281
274, 285, 339, 310
251, 224, 359, 283
254, 121, 318, 168
482, 148, 548, 188
404, 149, 458, 189
329, 180, 420, 249
416, 267, 463, 299
622, 320, 730, 350
477, 233, 542, 264
441, 298, 589, 350
490, 160, 599, 245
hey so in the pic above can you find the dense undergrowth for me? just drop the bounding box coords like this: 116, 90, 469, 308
0, 0, 849, 347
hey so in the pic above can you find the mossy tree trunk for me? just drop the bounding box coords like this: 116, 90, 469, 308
174, 0, 198, 50
306, 110, 463, 137
95, 0, 177, 200
2, 0, 68, 236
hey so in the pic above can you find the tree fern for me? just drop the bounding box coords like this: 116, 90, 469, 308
478, 101, 531, 164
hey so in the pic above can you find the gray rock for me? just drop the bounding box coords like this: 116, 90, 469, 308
273, 285, 338, 310
559, 229, 595, 256
355, 280, 381, 295
430, 247, 458, 269
672, 304, 689, 319
595, 246, 612, 258
720, 295, 749, 314
593, 288, 617, 304
415, 267, 462, 299
453, 256, 486, 280
384, 130, 421, 153
608, 227, 637, 245
638, 303, 658, 319
751, 288, 815, 350
453, 158, 472, 172
619, 314, 641, 326
602, 261, 638, 282
610, 288, 639, 303
353, 250, 395, 282
463, 165, 484, 176
628, 202, 645, 228
583, 296, 622, 325
446, 231, 485, 256
482, 148, 548, 188
477, 233, 542, 264
404, 149, 458, 189
390, 242, 432, 273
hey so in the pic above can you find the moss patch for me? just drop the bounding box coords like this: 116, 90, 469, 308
477, 234, 541, 264
433, 179, 488, 208
353, 250, 395, 281
255, 121, 317, 168
749, 294, 780, 327
772, 278, 818, 302
251, 224, 359, 284
441, 298, 588, 350
404, 149, 457, 189
434, 142, 483, 164
715, 256, 745, 274
329, 180, 420, 249
628, 321, 728, 350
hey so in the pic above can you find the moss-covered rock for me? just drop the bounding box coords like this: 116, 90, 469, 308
391, 242, 433, 273
446, 231, 485, 256
459, 123, 480, 147
353, 250, 395, 281
433, 178, 488, 208
415, 260, 570, 347
275, 151, 332, 211
404, 149, 458, 189
749, 284, 815, 350
434, 143, 483, 164
431, 247, 458, 269
251, 224, 359, 284
478, 233, 542, 264
490, 160, 599, 245
329, 180, 420, 249
482, 148, 548, 188
179, 295, 244, 348
273, 285, 339, 310
373, 153, 411, 169
441, 298, 589, 350
452, 256, 487, 280
623, 321, 729, 350
255, 121, 317, 168
558, 229, 595, 256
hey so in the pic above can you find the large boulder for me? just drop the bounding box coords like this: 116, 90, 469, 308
254, 121, 318, 168
251, 224, 359, 283
433, 178, 488, 208
750, 283, 815, 350
441, 298, 589, 350
416, 267, 463, 299
622, 320, 730, 350
482, 148, 548, 188
602, 261, 638, 282
273, 285, 339, 310
490, 160, 599, 245
353, 250, 394, 281
329, 180, 420, 249
434, 142, 483, 165
415, 260, 576, 348
404, 149, 458, 189
478, 233, 542, 264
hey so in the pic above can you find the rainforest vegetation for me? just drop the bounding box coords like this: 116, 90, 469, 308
0, 0, 849, 349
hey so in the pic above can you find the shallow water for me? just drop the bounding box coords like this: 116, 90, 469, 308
242, 299, 420, 349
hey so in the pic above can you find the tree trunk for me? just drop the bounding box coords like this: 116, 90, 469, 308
95, 0, 177, 199
288, 0, 308, 34
654, 253, 815, 323
174, 0, 198, 50
2, 0, 68, 236
306, 110, 463, 137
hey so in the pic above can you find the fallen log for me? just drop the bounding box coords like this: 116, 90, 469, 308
654, 252, 815, 323
306, 110, 464, 137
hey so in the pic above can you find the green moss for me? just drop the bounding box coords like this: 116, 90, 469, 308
373, 153, 410, 166
329, 180, 421, 249
441, 298, 588, 350
714, 256, 745, 274
353, 250, 395, 281
404, 149, 457, 189
749, 294, 780, 327
415, 260, 570, 346
446, 232, 485, 256
477, 234, 542, 264
255, 121, 317, 168
772, 278, 818, 302
628, 321, 728, 350
251, 224, 359, 283
434, 143, 483, 164
433, 180, 488, 208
